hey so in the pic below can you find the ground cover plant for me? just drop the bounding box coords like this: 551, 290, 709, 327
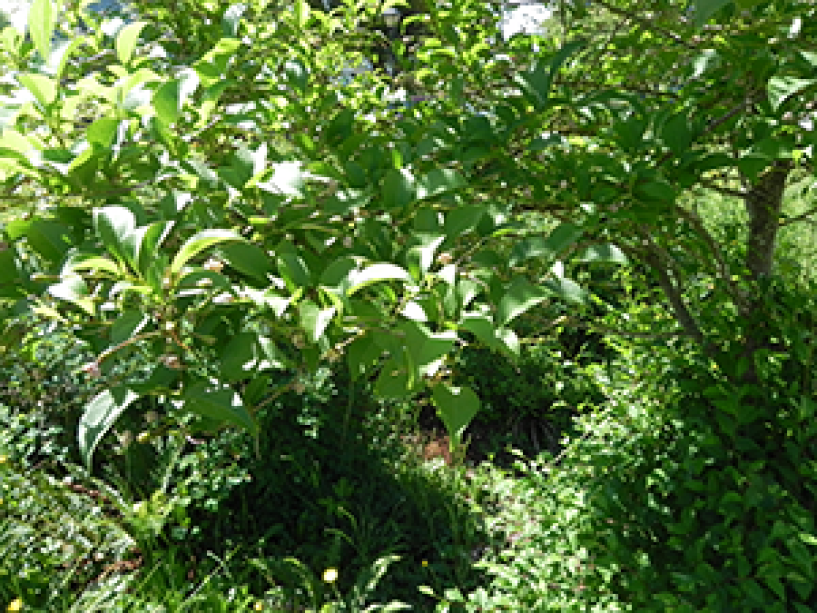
2, 0, 817, 610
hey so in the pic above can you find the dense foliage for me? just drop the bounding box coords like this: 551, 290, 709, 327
1, 0, 816, 609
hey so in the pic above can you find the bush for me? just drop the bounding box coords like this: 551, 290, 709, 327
574, 281, 817, 611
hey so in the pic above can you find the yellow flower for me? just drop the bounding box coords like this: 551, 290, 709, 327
421, 560, 429, 567
253, 602, 264, 611
322, 567, 339, 583
7, 598, 23, 612
0, 455, 7, 463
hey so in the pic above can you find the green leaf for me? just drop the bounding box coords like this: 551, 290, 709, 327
460, 313, 495, 347
134, 221, 174, 277
17, 73, 57, 108
170, 229, 243, 276
79, 387, 140, 469
94, 206, 136, 263
219, 242, 273, 282
381, 169, 415, 211
115, 22, 148, 65
445, 206, 485, 239
48, 276, 95, 315
220, 332, 262, 381
24, 219, 74, 264
182, 381, 258, 434
28, 0, 55, 62
374, 358, 413, 399
398, 320, 456, 376
544, 277, 587, 304
86, 118, 121, 148
432, 384, 480, 448
406, 234, 445, 280
347, 263, 412, 296
509, 223, 583, 266
497, 278, 550, 326
153, 79, 182, 125
662, 113, 693, 155
110, 311, 149, 345
416, 169, 466, 200
694, 0, 733, 27
299, 300, 336, 343
276, 251, 311, 290
768, 76, 817, 112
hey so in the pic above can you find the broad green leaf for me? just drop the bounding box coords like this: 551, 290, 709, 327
220, 332, 262, 381
28, 0, 55, 62
110, 311, 149, 345
460, 313, 495, 347
509, 223, 583, 266
544, 277, 587, 304
115, 21, 148, 65
381, 169, 415, 211
347, 263, 412, 296
135, 221, 174, 277
497, 277, 549, 326
694, 0, 733, 27
170, 229, 243, 276
374, 358, 413, 399
24, 219, 74, 263
66, 255, 122, 277
299, 300, 336, 343
398, 320, 456, 376
86, 118, 121, 148
768, 76, 817, 111
445, 206, 485, 239
319, 256, 358, 293
406, 234, 445, 280
94, 206, 136, 263
48, 276, 95, 315
17, 73, 57, 108
218, 242, 272, 282
277, 252, 311, 290
662, 113, 693, 155
79, 387, 140, 469
153, 79, 182, 125
182, 381, 258, 434
347, 334, 383, 380
432, 384, 480, 447
416, 169, 466, 200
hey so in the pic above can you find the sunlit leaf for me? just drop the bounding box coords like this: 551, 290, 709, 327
79, 387, 140, 469
497, 278, 550, 326
170, 229, 243, 276
28, 0, 55, 62
432, 384, 480, 448
115, 21, 148, 65
347, 263, 412, 296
